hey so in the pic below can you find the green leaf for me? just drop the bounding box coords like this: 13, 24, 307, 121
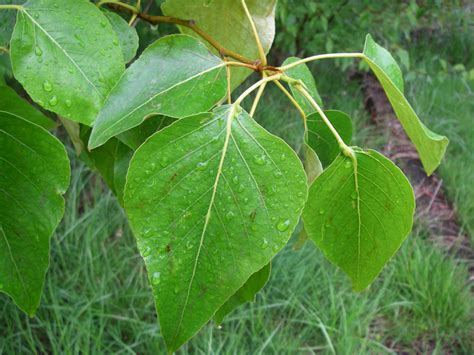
118, 116, 175, 151
10, 0, 125, 125
303, 148, 415, 291
0, 84, 55, 130
306, 110, 352, 168
303, 141, 323, 184
161, 0, 276, 86
89, 35, 227, 149
124, 105, 307, 352
113, 142, 133, 206
282, 57, 323, 111
102, 9, 139, 64
80, 126, 118, 194
363, 34, 448, 175
214, 262, 271, 325
0, 112, 70, 315
0, 0, 21, 47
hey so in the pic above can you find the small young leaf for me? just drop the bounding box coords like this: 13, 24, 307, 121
89, 35, 227, 149
282, 57, 323, 112
306, 110, 352, 167
303, 148, 415, 291
161, 0, 276, 87
214, 263, 271, 325
0, 112, 70, 315
124, 106, 307, 352
0, 84, 55, 130
10, 0, 125, 125
102, 9, 139, 64
114, 142, 133, 206
363, 34, 448, 175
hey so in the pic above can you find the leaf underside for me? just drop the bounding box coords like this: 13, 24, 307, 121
124, 105, 307, 352
303, 148, 415, 291
363, 34, 448, 175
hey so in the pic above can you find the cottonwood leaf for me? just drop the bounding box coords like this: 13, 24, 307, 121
161, 0, 276, 87
363, 34, 448, 175
102, 9, 139, 64
303, 148, 414, 291
307, 110, 352, 168
89, 35, 227, 149
214, 262, 271, 325
0, 112, 70, 315
0, 84, 55, 130
124, 106, 307, 352
282, 57, 323, 111
10, 0, 124, 125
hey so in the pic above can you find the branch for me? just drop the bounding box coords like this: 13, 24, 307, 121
103, 1, 256, 65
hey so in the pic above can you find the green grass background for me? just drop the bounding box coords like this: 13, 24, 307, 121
1, 1, 473, 354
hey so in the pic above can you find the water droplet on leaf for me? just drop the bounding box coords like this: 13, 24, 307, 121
196, 161, 208, 171
253, 155, 266, 165
49, 96, 58, 106
43, 80, 53, 92
151, 272, 161, 285
276, 219, 290, 232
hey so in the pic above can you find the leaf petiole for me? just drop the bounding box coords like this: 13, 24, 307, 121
233, 73, 281, 108
0, 4, 23, 11
278, 53, 365, 71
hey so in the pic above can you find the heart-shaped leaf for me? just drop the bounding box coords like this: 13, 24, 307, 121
0, 111, 70, 315
303, 148, 414, 291
89, 35, 227, 149
161, 0, 276, 87
363, 34, 448, 175
124, 105, 307, 352
10, 0, 124, 125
